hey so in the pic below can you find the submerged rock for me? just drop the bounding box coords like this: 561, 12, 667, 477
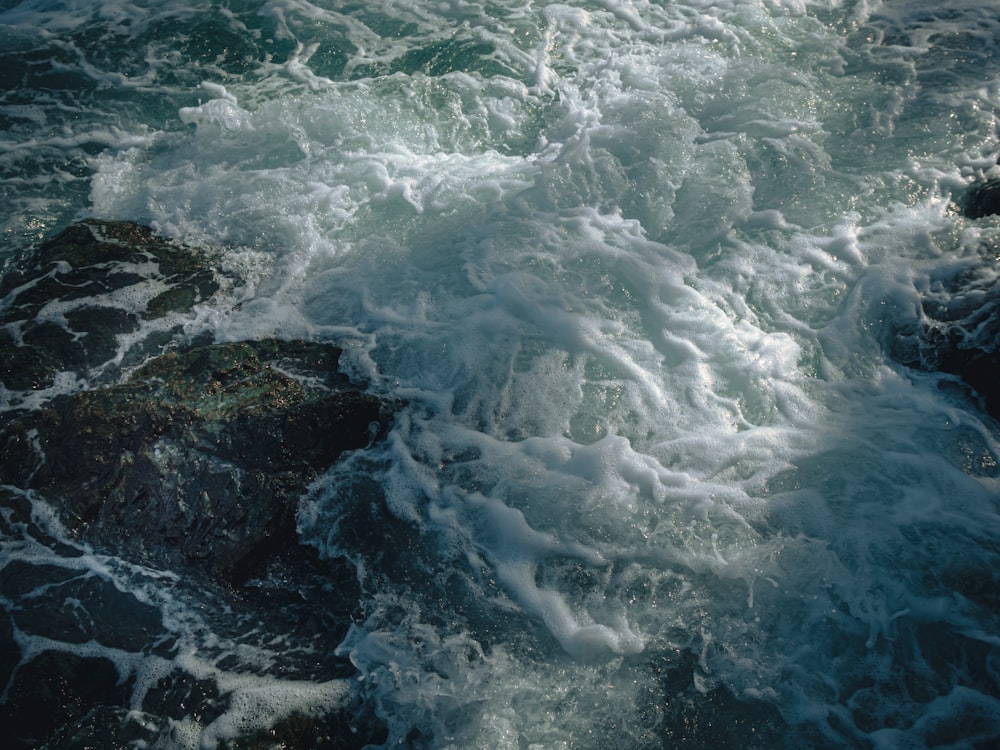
889, 264, 1000, 425
0, 558, 171, 651
900, 180, 1000, 413
0, 220, 399, 585
0, 651, 133, 749
0, 219, 221, 392
962, 178, 1000, 219
652, 650, 784, 750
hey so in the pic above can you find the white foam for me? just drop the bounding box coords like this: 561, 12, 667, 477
199, 677, 351, 749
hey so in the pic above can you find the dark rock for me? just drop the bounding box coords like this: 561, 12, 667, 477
231, 544, 363, 678
0, 611, 16, 695
649, 650, 785, 750
888, 266, 1000, 422
0, 650, 131, 750
218, 706, 389, 750
0, 559, 172, 653
141, 670, 226, 726
42, 706, 159, 750
941, 344, 1000, 421
0, 221, 398, 749
0, 486, 84, 559
0, 338, 395, 586
963, 178, 1000, 219
0, 219, 220, 391
0, 221, 399, 585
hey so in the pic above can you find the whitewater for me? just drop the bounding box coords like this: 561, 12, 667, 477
2, 0, 1000, 747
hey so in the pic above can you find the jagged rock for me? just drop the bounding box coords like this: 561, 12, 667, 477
652, 650, 784, 750
37, 706, 159, 750
0, 611, 16, 696
0, 221, 397, 749
0, 219, 220, 391
889, 266, 1000, 423
935, 340, 1000, 421
0, 559, 171, 652
0, 651, 133, 749
0, 220, 400, 585
963, 178, 1000, 219
0, 338, 395, 585
218, 706, 389, 750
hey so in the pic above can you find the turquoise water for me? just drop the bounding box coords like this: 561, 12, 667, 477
2, 1, 1000, 747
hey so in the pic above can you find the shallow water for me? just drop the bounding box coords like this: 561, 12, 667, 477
2, 1, 1000, 747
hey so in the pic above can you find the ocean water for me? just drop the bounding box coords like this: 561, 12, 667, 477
2, 0, 1000, 747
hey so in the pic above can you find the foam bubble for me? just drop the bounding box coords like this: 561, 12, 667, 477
199, 677, 351, 748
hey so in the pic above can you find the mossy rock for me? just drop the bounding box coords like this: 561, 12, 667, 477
0, 221, 399, 750
0, 338, 396, 584
0, 221, 401, 585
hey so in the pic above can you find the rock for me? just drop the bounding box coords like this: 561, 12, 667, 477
0, 219, 220, 391
0, 651, 132, 750
936, 340, 1000, 421
0, 220, 400, 586
0, 611, 16, 696
37, 706, 159, 750
0, 338, 395, 585
0, 559, 171, 653
218, 707, 389, 750
648, 650, 784, 750
140, 670, 226, 727
888, 266, 1000, 424
962, 178, 1000, 219
0, 221, 398, 749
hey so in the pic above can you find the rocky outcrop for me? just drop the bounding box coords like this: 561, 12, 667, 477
0, 220, 220, 392
885, 182, 1000, 421
0, 220, 398, 585
0, 338, 394, 585
889, 264, 1000, 424
962, 178, 1000, 219
0, 221, 397, 749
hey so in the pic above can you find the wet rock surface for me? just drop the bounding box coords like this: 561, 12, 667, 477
0, 337, 394, 585
0, 221, 396, 749
891, 181, 1000, 422
962, 178, 1000, 219
0, 220, 221, 392
0, 651, 134, 749
0, 558, 171, 651
889, 264, 1000, 424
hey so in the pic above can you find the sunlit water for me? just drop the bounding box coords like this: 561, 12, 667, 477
2, 1, 1000, 747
